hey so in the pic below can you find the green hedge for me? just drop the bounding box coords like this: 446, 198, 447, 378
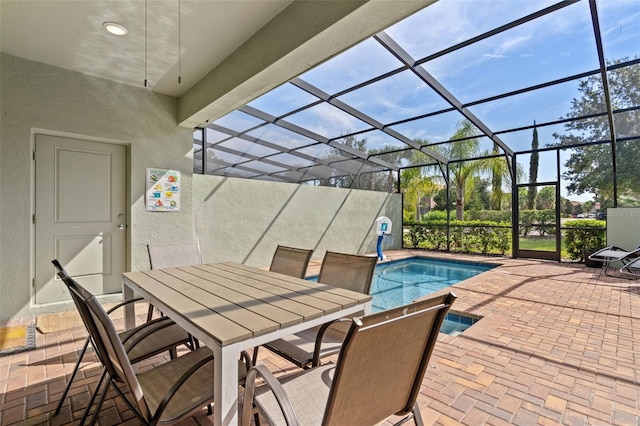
518, 209, 556, 236
562, 219, 606, 261
404, 220, 511, 255
404, 217, 605, 260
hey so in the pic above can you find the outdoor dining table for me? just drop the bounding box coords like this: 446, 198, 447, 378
122, 261, 372, 426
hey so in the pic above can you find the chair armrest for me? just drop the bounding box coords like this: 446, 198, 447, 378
105, 297, 144, 315
242, 364, 300, 426
240, 350, 253, 369
311, 317, 353, 367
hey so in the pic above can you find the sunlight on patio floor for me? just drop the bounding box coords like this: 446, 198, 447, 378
1, 250, 639, 425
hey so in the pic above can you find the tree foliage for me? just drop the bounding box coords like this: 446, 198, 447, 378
553, 58, 640, 201
401, 166, 438, 221
324, 134, 412, 192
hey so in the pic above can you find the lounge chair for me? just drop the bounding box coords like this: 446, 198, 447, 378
620, 256, 640, 278
257, 251, 377, 369
588, 245, 640, 276
242, 293, 457, 426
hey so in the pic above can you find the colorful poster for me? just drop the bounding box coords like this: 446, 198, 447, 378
146, 168, 181, 211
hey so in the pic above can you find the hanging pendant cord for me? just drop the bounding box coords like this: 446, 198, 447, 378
144, 0, 148, 87
178, 0, 182, 85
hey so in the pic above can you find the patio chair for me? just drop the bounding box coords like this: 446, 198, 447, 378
269, 245, 313, 279
51, 260, 193, 419
76, 280, 251, 426
242, 292, 457, 426
587, 245, 640, 276
257, 251, 377, 369
147, 240, 202, 321
620, 256, 640, 278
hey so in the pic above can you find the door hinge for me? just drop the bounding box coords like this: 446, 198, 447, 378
33, 151, 36, 161
32, 278, 36, 289
33, 214, 36, 224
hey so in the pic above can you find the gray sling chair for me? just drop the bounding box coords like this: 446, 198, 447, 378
255, 251, 378, 369
242, 292, 457, 426
51, 259, 193, 421
268, 245, 314, 279
587, 245, 640, 277
146, 240, 203, 321
65, 273, 252, 426
620, 256, 640, 277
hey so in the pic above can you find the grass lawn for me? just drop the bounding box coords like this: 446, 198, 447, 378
519, 235, 569, 258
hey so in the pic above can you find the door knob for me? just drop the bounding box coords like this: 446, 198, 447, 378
117, 224, 125, 230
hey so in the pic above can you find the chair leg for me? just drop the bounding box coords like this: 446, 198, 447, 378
54, 336, 91, 415
391, 404, 423, 426
78, 369, 108, 426
146, 303, 155, 322
412, 404, 424, 426
251, 346, 259, 366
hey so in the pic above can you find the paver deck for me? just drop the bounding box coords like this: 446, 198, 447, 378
1, 250, 639, 425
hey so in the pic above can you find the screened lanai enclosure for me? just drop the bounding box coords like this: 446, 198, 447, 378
193, 0, 640, 261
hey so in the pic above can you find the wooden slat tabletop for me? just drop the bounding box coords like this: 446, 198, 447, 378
222, 262, 372, 304
124, 262, 372, 347
123, 270, 251, 345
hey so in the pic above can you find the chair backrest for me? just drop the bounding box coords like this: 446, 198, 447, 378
322, 292, 456, 425
51, 259, 69, 278
83, 287, 153, 422
317, 251, 377, 294
147, 240, 202, 269
52, 259, 93, 300
269, 245, 313, 279
53, 271, 122, 383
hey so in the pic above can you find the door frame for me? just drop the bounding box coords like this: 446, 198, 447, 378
30, 128, 131, 308
512, 151, 562, 261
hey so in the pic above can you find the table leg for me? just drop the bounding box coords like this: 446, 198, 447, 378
123, 283, 135, 330
214, 343, 240, 426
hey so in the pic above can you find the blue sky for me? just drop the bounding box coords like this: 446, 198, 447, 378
212, 0, 639, 202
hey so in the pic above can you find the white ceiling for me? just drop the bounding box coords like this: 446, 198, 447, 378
0, 0, 293, 97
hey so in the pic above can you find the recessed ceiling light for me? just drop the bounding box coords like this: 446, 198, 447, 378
103, 22, 128, 36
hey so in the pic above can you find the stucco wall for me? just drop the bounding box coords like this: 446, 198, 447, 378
0, 54, 402, 321
0, 54, 195, 320
193, 175, 402, 268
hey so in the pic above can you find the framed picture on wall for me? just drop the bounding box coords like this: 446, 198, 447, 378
145, 168, 181, 212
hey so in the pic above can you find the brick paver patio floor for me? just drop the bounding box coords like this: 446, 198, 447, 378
1, 250, 639, 425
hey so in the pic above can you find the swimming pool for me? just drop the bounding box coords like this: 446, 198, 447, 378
371, 257, 495, 334
371, 257, 496, 312
310, 256, 496, 334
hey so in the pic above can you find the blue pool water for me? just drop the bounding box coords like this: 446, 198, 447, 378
371, 257, 495, 334
371, 257, 495, 313
310, 256, 495, 334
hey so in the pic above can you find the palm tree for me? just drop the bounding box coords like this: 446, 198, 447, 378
431, 120, 486, 220
402, 166, 437, 220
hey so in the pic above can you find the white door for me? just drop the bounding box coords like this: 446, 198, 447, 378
35, 134, 127, 304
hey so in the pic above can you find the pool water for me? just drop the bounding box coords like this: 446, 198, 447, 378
371, 257, 495, 334
371, 257, 495, 312
308, 256, 495, 334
